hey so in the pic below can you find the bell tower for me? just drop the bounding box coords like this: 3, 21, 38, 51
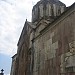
32, 0, 66, 23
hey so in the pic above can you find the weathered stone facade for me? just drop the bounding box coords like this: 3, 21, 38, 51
16, 20, 34, 75
11, 0, 75, 75
10, 54, 17, 75
32, 4, 75, 75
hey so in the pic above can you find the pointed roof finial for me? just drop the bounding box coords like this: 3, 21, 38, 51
26, 19, 27, 22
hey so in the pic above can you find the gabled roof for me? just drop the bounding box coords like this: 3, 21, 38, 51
27, 21, 36, 29
17, 19, 36, 46
12, 54, 17, 59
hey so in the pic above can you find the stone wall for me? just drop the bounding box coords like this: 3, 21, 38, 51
33, 7, 75, 75
10, 54, 17, 75
16, 21, 32, 75
13, 1, 75, 75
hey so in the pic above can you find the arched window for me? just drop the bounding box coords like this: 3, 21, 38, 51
39, 4, 43, 18
51, 6, 54, 16
58, 9, 61, 16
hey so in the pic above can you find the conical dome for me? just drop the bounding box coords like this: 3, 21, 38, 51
41, 0, 59, 2
32, 0, 66, 23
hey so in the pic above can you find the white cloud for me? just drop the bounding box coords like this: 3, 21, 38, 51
0, 0, 75, 57
0, 0, 40, 56
61, 0, 75, 6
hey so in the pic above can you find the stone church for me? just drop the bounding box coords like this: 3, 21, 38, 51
10, 0, 75, 75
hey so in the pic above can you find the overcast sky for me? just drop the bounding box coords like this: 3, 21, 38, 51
0, 0, 75, 75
